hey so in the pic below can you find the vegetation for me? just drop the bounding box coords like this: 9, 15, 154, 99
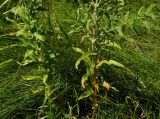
0, 0, 160, 118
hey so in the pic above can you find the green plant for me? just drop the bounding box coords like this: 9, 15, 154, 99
70, 0, 159, 118
0, 0, 60, 118
70, 0, 128, 118
0, 0, 160, 118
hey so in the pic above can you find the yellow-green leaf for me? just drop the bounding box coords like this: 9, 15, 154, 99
95, 84, 99, 93
81, 74, 88, 88
34, 32, 44, 41
102, 40, 121, 49
24, 50, 33, 59
96, 60, 125, 69
102, 81, 110, 90
0, 44, 19, 51
73, 47, 84, 54
32, 86, 44, 94
78, 88, 93, 100
106, 41, 121, 49
96, 60, 109, 69
42, 74, 48, 86
108, 60, 125, 68
75, 53, 89, 70
22, 59, 34, 65
22, 76, 40, 80
117, 25, 123, 37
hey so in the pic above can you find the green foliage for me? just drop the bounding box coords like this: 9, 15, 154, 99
0, 0, 160, 118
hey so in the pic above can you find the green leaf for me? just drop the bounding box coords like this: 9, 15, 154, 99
32, 86, 44, 94
81, 74, 88, 88
0, 59, 13, 68
86, 67, 94, 76
73, 47, 84, 54
22, 76, 40, 80
0, 0, 10, 9
108, 42, 121, 49
40, 116, 49, 119
13, 5, 21, 15
34, 32, 44, 41
108, 60, 125, 68
78, 88, 93, 100
117, 25, 123, 37
22, 59, 34, 65
96, 60, 125, 69
102, 81, 110, 90
118, 0, 124, 5
0, 44, 19, 51
96, 60, 109, 69
146, 4, 155, 14
138, 6, 145, 16
24, 50, 34, 59
42, 75, 48, 86
49, 53, 55, 58
103, 40, 121, 49
16, 28, 31, 38
75, 53, 89, 70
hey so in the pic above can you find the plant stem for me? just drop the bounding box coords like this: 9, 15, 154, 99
92, 0, 99, 118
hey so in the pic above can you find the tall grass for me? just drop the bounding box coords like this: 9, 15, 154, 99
0, 0, 160, 118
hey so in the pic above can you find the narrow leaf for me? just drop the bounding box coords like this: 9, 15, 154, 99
104, 40, 121, 49
22, 76, 40, 80
0, 44, 19, 51
78, 88, 93, 100
96, 60, 125, 69
22, 59, 34, 65
108, 60, 125, 68
81, 74, 88, 88
0, 59, 13, 68
42, 75, 48, 86
73, 47, 84, 54
96, 60, 109, 69
0, 0, 9, 9
75, 53, 89, 70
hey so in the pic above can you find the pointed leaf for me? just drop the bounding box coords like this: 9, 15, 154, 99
81, 74, 88, 88
75, 53, 89, 70
73, 47, 84, 54
22, 59, 34, 65
22, 76, 40, 80
42, 75, 48, 86
96, 60, 125, 69
0, 44, 19, 51
108, 60, 125, 68
78, 88, 93, 100
104, 40, 121, 49
0, 0, 9, 9
0, 59, 13, 68
96, 60, 109, 69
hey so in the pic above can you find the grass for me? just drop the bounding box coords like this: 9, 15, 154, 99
0, 0, 160, 118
